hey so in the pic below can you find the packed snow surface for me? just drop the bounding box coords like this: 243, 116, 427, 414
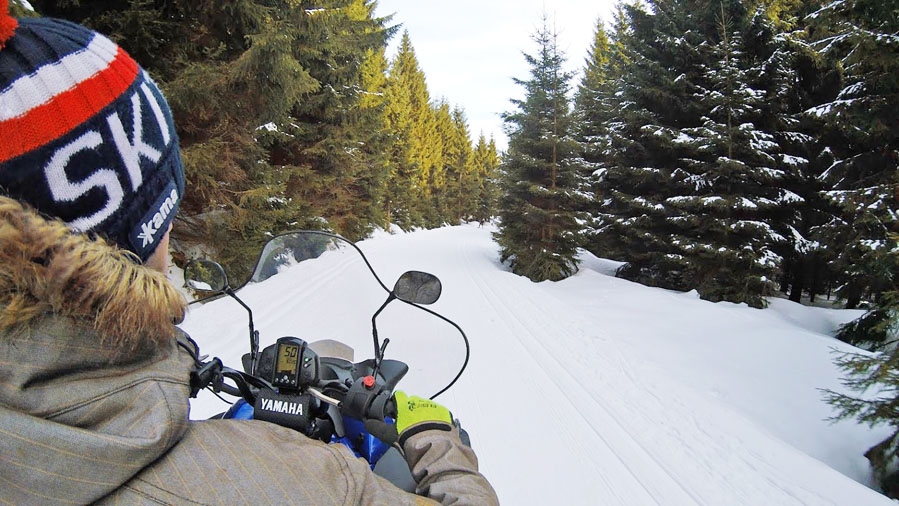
182, 223, 893, 505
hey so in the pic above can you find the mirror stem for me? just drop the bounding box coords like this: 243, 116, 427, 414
371, 293, 396, 361
225, 287, 259, 375
372, 338, 390, 381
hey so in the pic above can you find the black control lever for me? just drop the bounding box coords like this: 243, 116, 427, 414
190, 358, 223, 398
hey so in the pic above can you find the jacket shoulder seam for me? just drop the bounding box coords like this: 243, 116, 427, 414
46, 376, 186, 418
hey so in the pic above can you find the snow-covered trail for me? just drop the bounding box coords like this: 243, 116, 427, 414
183, 224, 892, 505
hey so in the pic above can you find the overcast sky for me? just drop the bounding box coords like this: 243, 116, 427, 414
373, 1, 619, 152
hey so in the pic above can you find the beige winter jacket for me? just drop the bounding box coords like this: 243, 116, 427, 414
0, 197, 499, 505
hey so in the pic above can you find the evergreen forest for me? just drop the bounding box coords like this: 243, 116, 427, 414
11, 0, 895, 346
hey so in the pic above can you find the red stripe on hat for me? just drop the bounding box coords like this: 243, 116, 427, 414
0, 45, 139, 164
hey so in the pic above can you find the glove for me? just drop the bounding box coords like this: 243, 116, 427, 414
365, 390, 453, 446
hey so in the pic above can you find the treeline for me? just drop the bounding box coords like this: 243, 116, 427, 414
21, 0, 500, 281
496, 0, 896, 330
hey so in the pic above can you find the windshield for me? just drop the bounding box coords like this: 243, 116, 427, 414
250, 232, 349, 284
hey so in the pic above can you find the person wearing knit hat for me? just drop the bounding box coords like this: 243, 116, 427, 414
0, 3, 499, 505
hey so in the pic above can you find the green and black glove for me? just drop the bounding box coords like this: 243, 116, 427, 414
365, 391, 453, 446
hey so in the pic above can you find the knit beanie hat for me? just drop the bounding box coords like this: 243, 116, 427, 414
0, 1, 184, 263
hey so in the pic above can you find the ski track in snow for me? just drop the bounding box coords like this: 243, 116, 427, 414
183, 224, 893, 505
450, 230, 854, 505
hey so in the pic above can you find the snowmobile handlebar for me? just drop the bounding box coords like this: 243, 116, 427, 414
185, 229, 469, 459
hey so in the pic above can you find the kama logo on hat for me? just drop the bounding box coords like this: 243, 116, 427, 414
136, 184, 179, 248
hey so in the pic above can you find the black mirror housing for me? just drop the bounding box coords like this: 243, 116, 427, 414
393, 271, 441, 305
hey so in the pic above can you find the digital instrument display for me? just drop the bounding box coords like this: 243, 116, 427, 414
270, 337, 318, 390
276, 343, 300, 375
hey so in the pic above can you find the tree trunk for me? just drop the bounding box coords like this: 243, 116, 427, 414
780, 258, 792, 294
789, 259, 803, 302
809, 257, 823, 303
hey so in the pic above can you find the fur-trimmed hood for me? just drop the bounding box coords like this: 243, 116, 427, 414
0, 196, 186, 349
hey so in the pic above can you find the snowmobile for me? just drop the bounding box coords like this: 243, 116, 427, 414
183, 230, 471, 491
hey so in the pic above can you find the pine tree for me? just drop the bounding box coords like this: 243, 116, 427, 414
9, 0, 36, 16
495, 17, 583, 282
575, 11, 629, 260
258, 1, 393, 242
590, 0, 705, 291
33, 0, 395, 281
356, 46, 392, 230
663, 3, 790, 307
473, 135, 501, 224
382, 32, 438, 229
808, 0, 899, 313
584, 0, 836, 306
740, 6, 842, 304
805, 0, 899, 488
449, 107, 478, 222
574, 18, 613, 167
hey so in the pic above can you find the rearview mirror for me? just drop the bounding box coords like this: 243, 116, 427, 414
184, 259, 229, 293
393, 271, 441, 305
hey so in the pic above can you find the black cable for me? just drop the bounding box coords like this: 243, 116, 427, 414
396, 299, 470, 401
210, 390, 234, 405
176, 338, 203, 366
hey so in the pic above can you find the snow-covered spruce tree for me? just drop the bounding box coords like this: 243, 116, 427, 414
741, 6, 843, 304
574, 13, 628, 261
593, 0, 780, 296
574, 18, 613, 168
495, 17, 584, 282
808, 0, 899, 314
815, 0, 899, 492
588, 0, 689, 289
589, 0, 832, 307
667, 3, 791, 308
